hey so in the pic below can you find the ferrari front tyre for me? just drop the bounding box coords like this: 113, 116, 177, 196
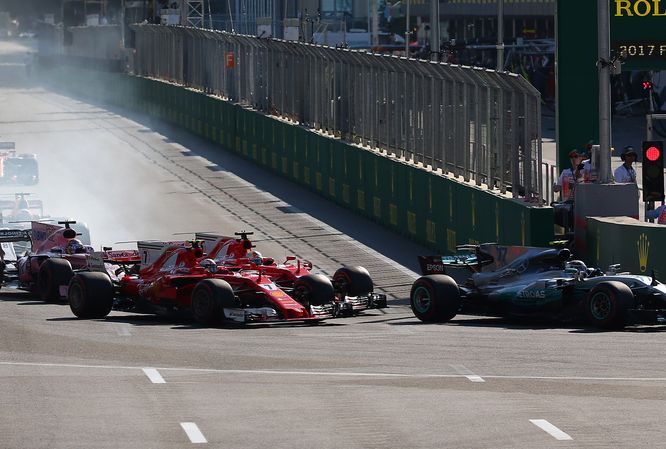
333, 266, 373, 297
38, 258, 74, 302
410, 275, 461, 323
293, 274, 334, 306
68, 272, 114, 319
191, 279, 235, 325
585, 281, 633, 330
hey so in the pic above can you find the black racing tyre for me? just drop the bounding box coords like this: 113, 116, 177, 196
38, 258, 74, 302
68, 272, 114, 319
333, 266, 374, 297
585, 281, 634, 330
293, 274, 335, 306
191, 279, 236, 325
410, 275, 461, 323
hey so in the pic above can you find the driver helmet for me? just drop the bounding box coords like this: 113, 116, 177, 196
200, 258, 218, 273
565, 259, 588, 273
65, 239, 85, 254
249, 250, 263, 265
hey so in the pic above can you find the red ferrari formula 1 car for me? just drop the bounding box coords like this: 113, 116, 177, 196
66, 239, 339, 324
0, 221, 95, 301
196, 231, 387, 315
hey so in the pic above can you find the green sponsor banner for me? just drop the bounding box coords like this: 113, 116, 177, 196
588, 216, 666, 275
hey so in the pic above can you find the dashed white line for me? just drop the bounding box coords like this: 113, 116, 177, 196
181, 422, 207, 444
450, 364, 485, 382
1, 361, 665, 382
530, 419, 573, 441
142, 368, 166, 384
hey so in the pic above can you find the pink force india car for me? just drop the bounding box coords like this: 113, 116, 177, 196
0, 221, 105, 301
65, 232, 386, 325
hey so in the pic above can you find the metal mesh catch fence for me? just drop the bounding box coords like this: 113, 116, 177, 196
131, 24, 543, 200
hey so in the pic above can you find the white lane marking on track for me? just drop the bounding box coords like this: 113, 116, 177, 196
450, 364, 485, 382
530, 419, 573, 441
113, 324, 131, 336
1, 362, 666, 382
181, 422, 207, 444
142, 368, 166, 384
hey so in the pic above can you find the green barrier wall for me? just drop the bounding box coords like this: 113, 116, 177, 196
43, 65, 554, 253
587, 217, 666, 276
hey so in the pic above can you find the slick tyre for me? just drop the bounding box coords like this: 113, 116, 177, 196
333, 266, 373, 296
38, 258, 74, 302
191, 279, 235, 326
68, 272, 114, 319
293, 274, 335, 306
410, 275, 461, 323
585, 281, 633, 330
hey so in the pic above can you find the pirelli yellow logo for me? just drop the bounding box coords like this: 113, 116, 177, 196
638, 233, 649, 272
292, 162, 299, 180
407, 211, 416, 235
304, 166, 311, 185
447, 229, 456, 253
390, 204, 398, 226
426, 220, 436, 243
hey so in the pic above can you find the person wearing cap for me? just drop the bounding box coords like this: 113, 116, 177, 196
552, 148, 591, 230
554, 148, 590, 202
614, 146, 637, 183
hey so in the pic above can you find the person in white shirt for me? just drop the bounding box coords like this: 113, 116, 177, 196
554, 149, 590, 202
553, 148, 591, 230
614, 146, 637, 183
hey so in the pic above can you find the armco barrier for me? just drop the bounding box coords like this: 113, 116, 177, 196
587, 216, 666, 276
41, 64, 554, 253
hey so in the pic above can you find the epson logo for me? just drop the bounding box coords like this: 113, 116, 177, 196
517, 290, 546, 299
426, 264, 445, 272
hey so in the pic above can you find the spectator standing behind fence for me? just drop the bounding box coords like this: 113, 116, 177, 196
552, 148, 591, 230
554, 148, 590, 202
614, 146, 638, 183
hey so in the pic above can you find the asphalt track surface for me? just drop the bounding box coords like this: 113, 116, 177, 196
0, 41, 665, 448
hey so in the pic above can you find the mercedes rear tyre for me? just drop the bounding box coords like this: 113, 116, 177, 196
333, 266, 373, 297
410, 275, 461, 323
191, 279, 236, 325
68, 272, 114, 319
585, 281, 633, 330
38, 258, 74, 302
293, 274, 334, 306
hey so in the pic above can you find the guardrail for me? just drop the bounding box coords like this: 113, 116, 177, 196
39, 65, 555, 251
130, 24, 544, 201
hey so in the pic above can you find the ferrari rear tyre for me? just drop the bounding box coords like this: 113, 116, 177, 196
585, 281, 633, 330
293, 274, 334, 306
410, 275, 461, 323
68, 272, 114, 319
192, 279, 235, 325
333, 266, 373, 296
38, 258, 74, 302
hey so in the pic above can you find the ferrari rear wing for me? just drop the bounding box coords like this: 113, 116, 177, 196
87, 250, 142, 274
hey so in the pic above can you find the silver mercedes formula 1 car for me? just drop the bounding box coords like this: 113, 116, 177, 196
411, 244, 666, 329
